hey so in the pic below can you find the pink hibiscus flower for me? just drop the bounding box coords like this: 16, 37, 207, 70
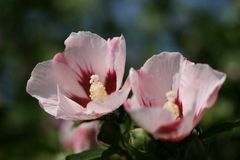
60, 121, 100, 153
125, 52, 226, 141
27, 31, 130, 120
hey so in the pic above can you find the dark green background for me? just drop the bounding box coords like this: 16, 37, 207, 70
0, 0, 240, 159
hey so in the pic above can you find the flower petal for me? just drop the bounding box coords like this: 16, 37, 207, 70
61, 121, 100, 153
126, 102, 176, 134
72, 121, 100, 153
153, 89, 197, 141
53, 54, 89, 98
107, 35, 126, 90
56, 88, 85, 120
124, 94, 142, 111
26, 61, 58, 116
180, 63, 226, 116
56, 87, 99, 120
87, 78, 131, 115
63, 31, 110, 85
130, 52, 184, 107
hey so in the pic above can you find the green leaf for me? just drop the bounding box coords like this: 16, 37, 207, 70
180, 135, 208, 160
101, 146, 118, 160
65, 148, 105, 160
126, 144, 160, 160
199, 119, 240, 139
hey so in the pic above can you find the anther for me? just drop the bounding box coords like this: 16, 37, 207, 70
163, 91, 180, 118
89, 75, 107, 102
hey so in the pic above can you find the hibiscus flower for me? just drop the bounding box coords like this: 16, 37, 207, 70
60, 121, 100, 153
125, 52, 226, 141
27, 31, 130, 120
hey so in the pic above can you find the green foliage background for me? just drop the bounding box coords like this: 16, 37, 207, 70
0, 0, 240, 159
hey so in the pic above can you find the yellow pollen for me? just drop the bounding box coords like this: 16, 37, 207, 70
163, 91, 180, 118
89, 75, 107, 102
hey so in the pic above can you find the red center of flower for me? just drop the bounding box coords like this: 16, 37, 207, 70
105, 70, 117, 95
69, 68, 117, 108
156, 91, 183, 136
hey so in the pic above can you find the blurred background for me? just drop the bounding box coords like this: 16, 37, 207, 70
0, 0, 240, 159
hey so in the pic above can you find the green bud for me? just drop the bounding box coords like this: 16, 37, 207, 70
129, 128, 151, 151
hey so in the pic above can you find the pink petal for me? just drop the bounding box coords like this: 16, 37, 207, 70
153, 111, 195, 141
73, 121, 100, 153
87, 78, 131, 115
56, 88, 84, 120
130, 52, 184, 107
171, 59, 194, 92
53, 56, 89, 99
127, 68, 145, 108
126, 102, 176, 134
56, 87, 99, 120
63, 31, 112, 86
26, 61, 58, 116
60, 121, 75, 150
153, 89, 197, 141
174, 109, 196, 141
124, 94, 143, 111
107, 35, 126, 90
61, 121, 100, 153
180, 63, 226, 117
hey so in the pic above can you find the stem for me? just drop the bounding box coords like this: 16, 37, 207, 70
199, 119, 240, 139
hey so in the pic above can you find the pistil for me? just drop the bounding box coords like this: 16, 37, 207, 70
89, 75, 107, 102
163, 91, 180, 118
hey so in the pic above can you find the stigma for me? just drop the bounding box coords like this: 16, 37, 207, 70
163, 91, 180, 118
89, 75, 107, 102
